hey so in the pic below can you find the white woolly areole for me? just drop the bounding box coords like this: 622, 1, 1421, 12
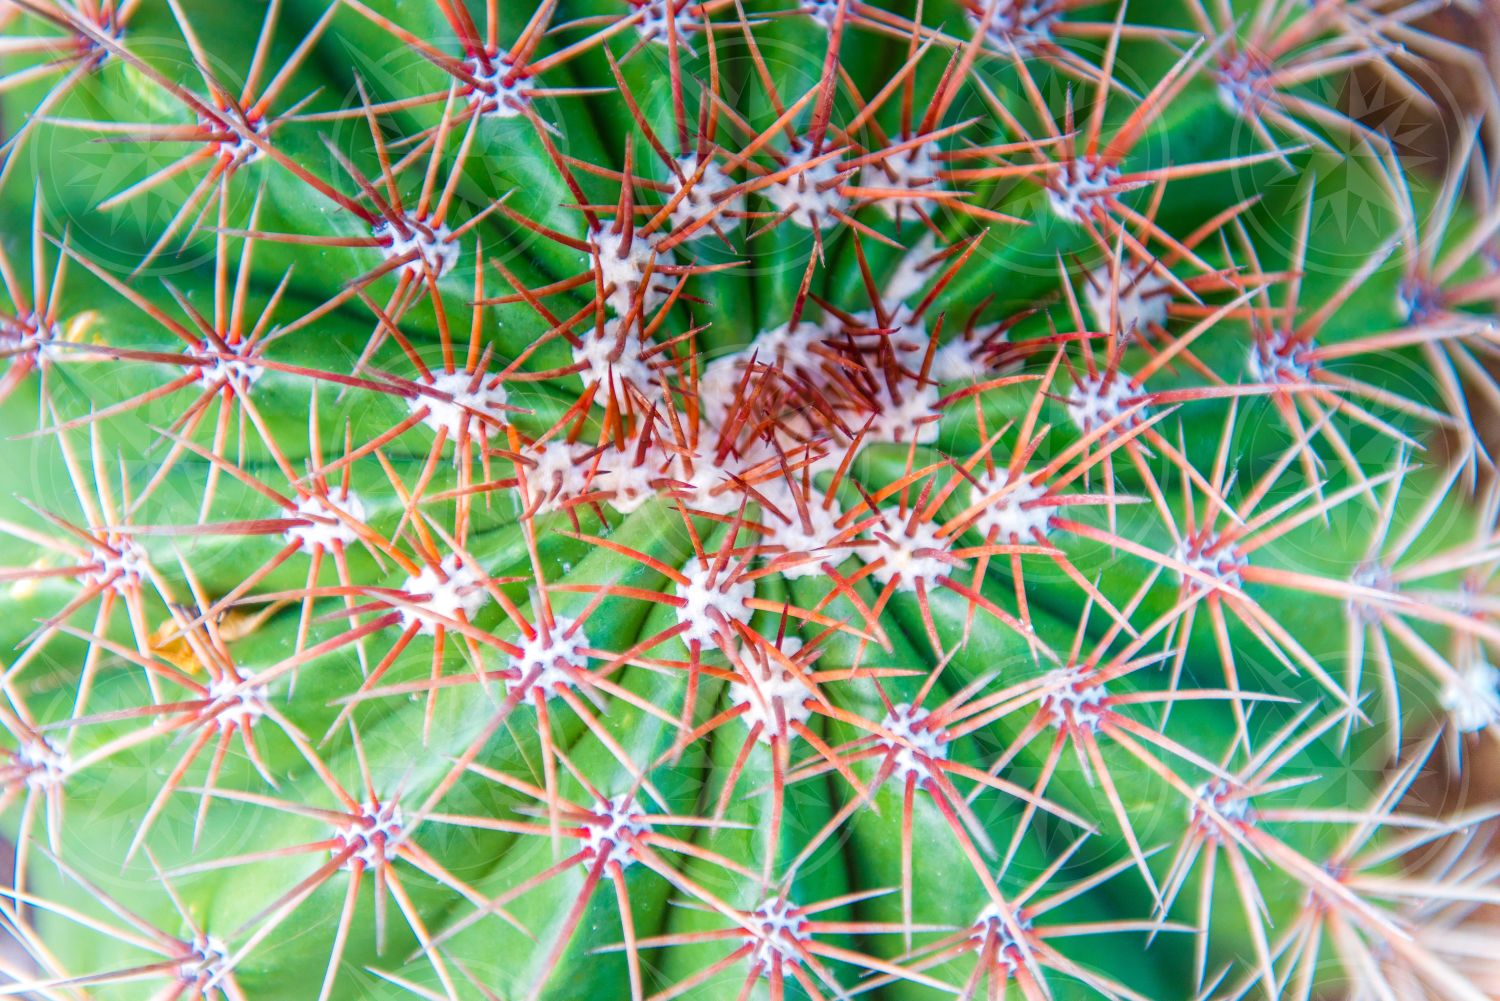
675, 555, 754, 648
839, 307, 965, 418
595, 230, 674, 316
77, 10, 125, 64
879, 703, 947, 784
759, 482, 845, 579
206, 110, 267, 169
866, 519, 950, 591
374, 217, 458, 280
670, 452, 747, 516
928, 337, 985, 385
582, 794, 646, 869
205, 667, 268, 732
1441, 658, 1500, 734
1347, 560, 1396, 624
408, 369, 508, 443
334, 800, 403, 870
398, 554, 487, 634
511, 617, 590, 699
1047, 160, 1120, 224
1396, 276, 1445, 325
200, 346, 264, 390
17, 738, 70, 790
845, 307, 927, 353
966, 0, 1061, 56
464, 56, 528, 119
1175, 533, 1247, 593
1040, 667, 1107, 732
1085, 262, 1171, 337
745, 896, 810, 974
177, 935, 231, 995
697, 321, 831, 430
886, 235, 938, 304
1, 313, 59, 359
1065, 371, 1141, 437
970, 905, 1033, 969
1215, 51, 1273, 117
968, 469, 1051, 542
766, 154, 846, 229
594, 448, 661, 513
862, 141, 941, 217
636, 0, 702, 45
574, 322, 655, 391
798, 0, 839, 28
670, 155, 742, 234
85, 538, 147, 592
522, 439, 596, 513
729, 638, 812, 742
749, 321, 827, 373
1248, 329, 1314, 386
1190, 780, 1254, 842
859, 378, 941, 446
285, 492, 365, 552
697, 354, 744, 429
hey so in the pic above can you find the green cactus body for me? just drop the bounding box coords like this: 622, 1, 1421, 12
0, 1, 1498, 998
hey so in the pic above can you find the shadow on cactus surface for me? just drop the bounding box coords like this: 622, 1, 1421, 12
1, 0, 1499, 998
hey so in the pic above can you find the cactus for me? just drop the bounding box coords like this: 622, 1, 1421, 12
1, 0, 1499, 998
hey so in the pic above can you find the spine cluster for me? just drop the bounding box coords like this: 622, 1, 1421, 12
0, 1, 1498, 999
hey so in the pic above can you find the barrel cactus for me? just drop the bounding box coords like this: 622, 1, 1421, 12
1, 0, 1499, 998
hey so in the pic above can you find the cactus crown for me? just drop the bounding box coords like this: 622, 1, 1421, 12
1, 0, 1499, 999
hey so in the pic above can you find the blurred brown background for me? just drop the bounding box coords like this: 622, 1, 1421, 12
1378, 3, 1500, 997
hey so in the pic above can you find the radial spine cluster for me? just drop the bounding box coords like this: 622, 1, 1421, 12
1, 1, 1499, 1000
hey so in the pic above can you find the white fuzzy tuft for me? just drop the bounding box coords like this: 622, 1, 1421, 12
1441, 657, 1500, 734
464, 57, 529, 119
1040, 667, 1108, 732
745, 896, 809, 974
675, 555, 754, 647
1248, 329, 1314, 386
199, 348, 264, 391
85, 538, 147, 592
17, 737, 70, 790
760, 482, 845, 578
969, 905, 1033, 970
177, 935, 232, 995
574, 322, 656, 392
879, 703, 947, 784
595, 230, 674, 316
205, 667, 269, 732
334, 800, 404, 870
798, 0, 839, 28
1084, 262, 1171, 336
511, 617, 591, 698
862, 141, 942, 218
867, 520, 950, 591
375, 217, 458, 280
669, 155, 742, 234
965, 0, 1061, 57
729, 638, 812, 742
285, 492, 366, 552
1047, 160, 1120, 224
968, 469, 1052, 542
1175, 534, 1247, 594
1065, 371, 1142, 438
593, 447, 662, 514
408, 370, 509, 445
1190, 780, 1255, 842
398, 554, 488, 634
582, 794, 646, 868
767, 155, 846, 229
